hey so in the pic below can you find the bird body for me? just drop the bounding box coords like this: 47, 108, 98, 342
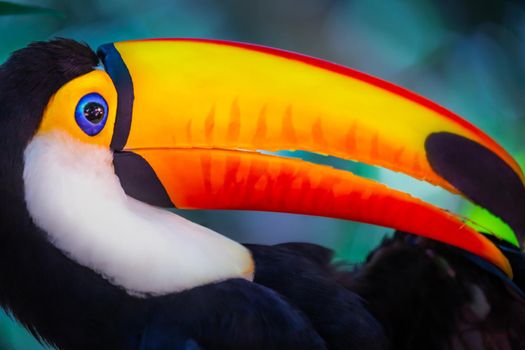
0, 38, 524, 349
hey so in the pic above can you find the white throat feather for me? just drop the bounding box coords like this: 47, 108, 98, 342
23, 131, 253, 296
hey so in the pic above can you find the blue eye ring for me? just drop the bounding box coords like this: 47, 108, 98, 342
75, 93, 109, 136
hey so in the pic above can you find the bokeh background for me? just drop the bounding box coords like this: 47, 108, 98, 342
1, 0, 524, 348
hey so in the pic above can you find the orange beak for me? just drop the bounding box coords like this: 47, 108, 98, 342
98, 38, 525, 278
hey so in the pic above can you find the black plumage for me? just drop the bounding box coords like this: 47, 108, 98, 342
349, 232, 525, 350
0, 38, 524, 350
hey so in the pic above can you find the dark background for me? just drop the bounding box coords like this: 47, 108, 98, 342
1, 0, 524, 348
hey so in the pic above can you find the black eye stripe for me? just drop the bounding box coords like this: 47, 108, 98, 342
97, 43, 134, 151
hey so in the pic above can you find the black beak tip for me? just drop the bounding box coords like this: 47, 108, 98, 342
425, 132, 525, 246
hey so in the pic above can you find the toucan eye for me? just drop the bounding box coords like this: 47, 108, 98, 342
75, 93, 108, 136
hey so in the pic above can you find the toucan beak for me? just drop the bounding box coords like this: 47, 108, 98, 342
97, 38, 525, 278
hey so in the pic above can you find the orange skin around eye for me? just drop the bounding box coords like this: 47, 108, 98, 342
37, 70, 118, 146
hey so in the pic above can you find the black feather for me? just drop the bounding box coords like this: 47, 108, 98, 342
348, 232, 525, 350
248, 243, 388, 350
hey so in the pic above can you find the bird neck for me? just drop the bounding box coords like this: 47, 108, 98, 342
0, 130, 251, 348
22, 131, 254, 296
0, 141, 144, 349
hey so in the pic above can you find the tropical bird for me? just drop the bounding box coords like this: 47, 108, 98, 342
0, 38, 523, 350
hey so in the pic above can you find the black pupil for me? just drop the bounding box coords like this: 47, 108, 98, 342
83, 102, 105, 124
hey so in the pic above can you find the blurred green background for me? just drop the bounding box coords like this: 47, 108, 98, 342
1, 0, 524, 348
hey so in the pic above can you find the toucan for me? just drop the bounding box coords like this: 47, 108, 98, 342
0, 38, 524, 350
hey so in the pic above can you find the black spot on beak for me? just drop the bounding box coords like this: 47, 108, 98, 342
425, 132, 525, 245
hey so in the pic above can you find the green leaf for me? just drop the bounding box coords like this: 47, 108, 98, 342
0, 1, 58, 16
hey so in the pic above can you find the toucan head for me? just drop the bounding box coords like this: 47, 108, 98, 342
1, 38, 524, 296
